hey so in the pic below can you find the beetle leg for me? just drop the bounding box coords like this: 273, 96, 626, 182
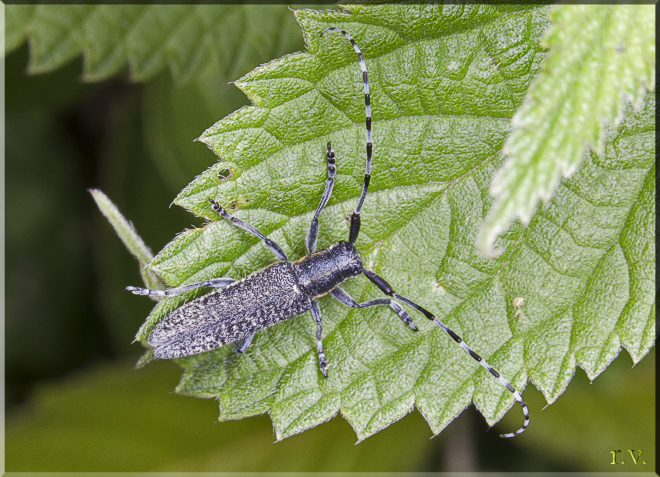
310, 300, 328, 377
126, 277, 236, 297
234, 333, 256, 353
209, 199, 288, 261
330, 286, 417, 331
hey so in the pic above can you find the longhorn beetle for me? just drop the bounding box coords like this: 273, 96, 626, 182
127, 27, 529, 438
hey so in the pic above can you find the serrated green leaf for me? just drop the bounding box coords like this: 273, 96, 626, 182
478, 5, 655, 256
6, 354, 653, 470
5, 4, 304, 85
5, 4, 35, 53
136, 4, 654, 441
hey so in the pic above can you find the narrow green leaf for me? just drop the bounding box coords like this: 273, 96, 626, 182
133, 4, 654, 441
90, 189, 164, 296
478, 5, 655, 256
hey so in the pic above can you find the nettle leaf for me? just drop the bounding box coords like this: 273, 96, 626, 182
479, 5, 655, 256
5, 4, 302, 84
136, 4, 655, 441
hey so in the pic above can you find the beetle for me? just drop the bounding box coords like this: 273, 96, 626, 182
127, 27, 529, 437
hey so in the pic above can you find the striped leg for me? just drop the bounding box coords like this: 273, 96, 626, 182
363, 269, 529, 438
330, 286, 417, 331
310, 300, 328, 377
306, 142, 337, 254
321, 28, 372, 245
126, 277, 236, 297
209, 199, 288, 261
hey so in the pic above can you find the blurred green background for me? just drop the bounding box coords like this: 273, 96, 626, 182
5, 4, 655, 473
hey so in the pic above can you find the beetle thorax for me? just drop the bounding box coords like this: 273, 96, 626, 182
292, 241, 362, 298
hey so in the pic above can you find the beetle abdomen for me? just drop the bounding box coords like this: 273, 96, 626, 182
149, 262, 311, 358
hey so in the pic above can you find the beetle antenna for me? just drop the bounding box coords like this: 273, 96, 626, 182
321, 27, 371, 245
362, 269, 530, 437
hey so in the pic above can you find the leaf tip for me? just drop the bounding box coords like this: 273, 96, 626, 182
135, 348, 156, 369
88, 188, 105, 204
476, 217, 507, 259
